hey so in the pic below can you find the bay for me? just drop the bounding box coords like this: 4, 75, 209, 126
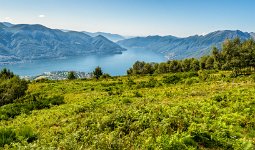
0, 49, 167, 77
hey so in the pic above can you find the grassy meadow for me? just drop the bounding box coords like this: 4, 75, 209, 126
1, 71, 255, 149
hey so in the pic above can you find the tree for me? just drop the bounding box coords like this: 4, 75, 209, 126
200, 56, 209, 70
156, 63, 169, 74
127, 68, 133, 75
190, 59, 200, 71
205, 56, 214, 69
67, 71, 76, 80
143, 63, 154, 74
93, 66, 103, 79
211, 47, 222, 69
181, 59, 192, 72
132, 61, 146, 74
240, 39, 255, 72
0, 68, 14, 79
169, 60, 182, 73
0, 69, 28, 106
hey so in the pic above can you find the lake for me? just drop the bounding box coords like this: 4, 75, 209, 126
0, 49, 167, 77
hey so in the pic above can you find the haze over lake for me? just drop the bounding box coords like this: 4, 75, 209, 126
0, 48, 166, 76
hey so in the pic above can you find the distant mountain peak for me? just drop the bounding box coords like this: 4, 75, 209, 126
83, 31, 126, 42
2, 22, 14, 27
10, 24, 51, 31
94, 35, 107, 39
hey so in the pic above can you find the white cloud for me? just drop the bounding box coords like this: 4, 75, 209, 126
38, 15, 46, 18
4, 17, 13, 22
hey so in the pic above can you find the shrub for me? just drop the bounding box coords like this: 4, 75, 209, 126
0, 128, 16, 147
179, 72, 198, 79
16, 126, 37, 143
127, 78, 136, 86
163, 75, 181, 84
133, 91, 142, 97
100, 74, 111, 79
0, 127, 37, 147
198, 70, 209, 81
250, 74, 255, 81
211, 94, 227, 102
122, 98, 132, 104
185, 77, 199, 85
0, 76, 28, 106
0, 95, 64, 120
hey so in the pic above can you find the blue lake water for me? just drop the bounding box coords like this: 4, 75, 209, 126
0, 49, 167, 76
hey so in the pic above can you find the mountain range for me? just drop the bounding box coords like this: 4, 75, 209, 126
0, 22, 126, 64
117, 30, 255, 60
0, 22, 254, 64
82, 31, 126, 42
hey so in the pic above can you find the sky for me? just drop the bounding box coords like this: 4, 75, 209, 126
0, 0, 255, 37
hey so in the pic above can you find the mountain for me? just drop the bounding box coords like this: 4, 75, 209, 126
117, 30, 254, 60
251, 32, 255, 40
83, 31, 125, 42
2, 22, 14, 27
0, 23, 126, 64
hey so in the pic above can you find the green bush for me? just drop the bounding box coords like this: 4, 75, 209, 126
16, 126, 37, 143
251, 74, 255, 81
163, 74, 181, 84
100, 74, 111, 79
179, 72, 198, 79
198, 70, 209, 81
0, 128, 16, 147
0, 127, 37, 147
0, 95, 64, 120
185, 77, 199, 85
0, 76, 28, 106
133, 91, 142, 97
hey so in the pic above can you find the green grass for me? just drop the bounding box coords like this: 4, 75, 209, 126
0, 71, 255, 149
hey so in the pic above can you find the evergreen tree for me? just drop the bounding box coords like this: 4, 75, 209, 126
156, 63, 169, 74
190, 59, 200, 71
181, 59, 192, 72
205, 56, 215, 69
67, 71, 76, 80
200, 56, 209, 70
169, 60, 182, 72
0, 68, 14, 79
93, 66, 103, 79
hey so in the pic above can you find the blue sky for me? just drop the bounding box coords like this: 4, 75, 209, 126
0, 0, 254, 37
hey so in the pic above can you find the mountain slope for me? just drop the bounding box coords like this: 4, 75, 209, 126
83, 31, 125, 42
118, 30, 253, 60
2, 22, 14, 27
0, 23, 126, 63
251, 32, 255, 40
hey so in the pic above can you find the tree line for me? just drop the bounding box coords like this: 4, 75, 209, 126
127, 38, 255, 76
0, 68, 28, 106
